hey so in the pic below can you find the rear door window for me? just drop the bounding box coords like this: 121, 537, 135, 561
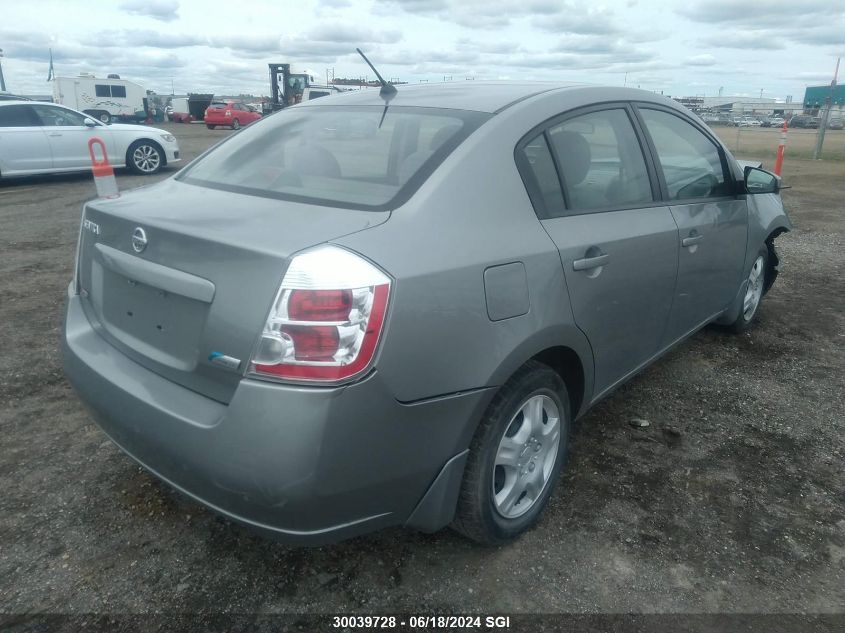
179, 106, 488, 210
516, 134, 565, 218
638, 108, 731, 200
547, 108, 654, 212
0, 104, 40, 127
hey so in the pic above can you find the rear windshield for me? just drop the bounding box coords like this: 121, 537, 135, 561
178, 105, 489, 210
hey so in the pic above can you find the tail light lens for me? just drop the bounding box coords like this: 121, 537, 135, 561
250, 245, 391, 383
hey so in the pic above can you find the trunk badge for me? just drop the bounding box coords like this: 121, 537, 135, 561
131, 227, 148, 253
209, 352, 242, 371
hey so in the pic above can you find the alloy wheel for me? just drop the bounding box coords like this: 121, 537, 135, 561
492, 394, 561, 519
132, 144, 161, 173
743, 255, 765, 321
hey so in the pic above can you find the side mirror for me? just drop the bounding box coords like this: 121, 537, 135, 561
84, 118, 97, 127
744, 166, 780, 195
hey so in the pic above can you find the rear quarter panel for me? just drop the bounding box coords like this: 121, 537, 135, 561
334, 90, 633, 413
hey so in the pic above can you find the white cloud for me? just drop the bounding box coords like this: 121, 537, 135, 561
685, 54, 717, 67
119, 0, 180, 22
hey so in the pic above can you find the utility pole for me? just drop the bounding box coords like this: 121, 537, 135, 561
813, 57, 840, 160
0, 49, 6, 93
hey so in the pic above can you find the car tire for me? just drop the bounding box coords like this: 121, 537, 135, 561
726, 246, 769, 333
126, 140, 164, 175
206, 124, 216, 130
451, 360, 570, 545
98, 112, 111, 124
232, 119, 240, 130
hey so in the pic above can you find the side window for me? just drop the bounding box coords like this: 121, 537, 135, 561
31, 105, 87, 127
111, 85, 127, 98
95, 84, 110, 97
307, 91, 331, 100
0, 105, 40, 127
639, 108, 730, 200
517, 133, 565, 218
547, 108, 653, 212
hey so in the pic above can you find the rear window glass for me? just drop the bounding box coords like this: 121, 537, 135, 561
179, 105, 488, 210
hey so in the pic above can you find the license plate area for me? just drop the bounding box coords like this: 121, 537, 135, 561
90, 260, 208, 371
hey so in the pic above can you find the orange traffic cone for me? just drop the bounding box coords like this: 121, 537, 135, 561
87, 137, 119, 199
773, 120, 788, 176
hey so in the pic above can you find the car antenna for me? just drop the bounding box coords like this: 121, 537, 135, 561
356, 47, 396, 128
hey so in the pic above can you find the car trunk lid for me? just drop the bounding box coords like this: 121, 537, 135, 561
76, 178, 389, 403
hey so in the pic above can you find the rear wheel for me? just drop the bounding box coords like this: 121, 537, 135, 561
206, 124, 216, 130
126, 140, 164, 175
452, 360, 570, 545
232, 119, 240, 130
98, 112, 111, 124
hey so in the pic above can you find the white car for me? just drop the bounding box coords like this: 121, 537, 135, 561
0, 101, 180, 178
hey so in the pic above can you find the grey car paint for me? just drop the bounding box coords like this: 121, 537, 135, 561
62, 83, 791, 544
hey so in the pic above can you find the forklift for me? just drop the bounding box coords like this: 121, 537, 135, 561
267, 63, 311, 112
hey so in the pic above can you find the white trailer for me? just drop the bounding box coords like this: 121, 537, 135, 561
52, 75, 147, 124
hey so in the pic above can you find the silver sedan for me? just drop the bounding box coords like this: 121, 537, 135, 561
62, 82, 790, 545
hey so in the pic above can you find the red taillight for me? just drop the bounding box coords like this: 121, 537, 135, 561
283, 325, 339, 361
288, 289, 352, 322
250, 246, 391, 384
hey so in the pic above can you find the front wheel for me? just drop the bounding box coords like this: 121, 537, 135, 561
231, 119, 240, 130
452, 360, 570, 545
726, 247, 768, 333
126, 140, 164, 175
206, 124, 216, 130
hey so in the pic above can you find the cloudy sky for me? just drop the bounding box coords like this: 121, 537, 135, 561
2, 0, 843, 100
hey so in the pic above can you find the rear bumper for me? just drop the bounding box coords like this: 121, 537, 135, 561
61, 288, 489, 544
204, 116, 231, 126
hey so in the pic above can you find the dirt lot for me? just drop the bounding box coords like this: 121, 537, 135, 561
0, 123, 843, 619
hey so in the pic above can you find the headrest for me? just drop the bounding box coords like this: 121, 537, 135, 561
430, 124, 462, 151
293, 145, 341, 178
549, 130, 591, 186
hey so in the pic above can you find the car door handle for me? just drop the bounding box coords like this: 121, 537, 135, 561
48, 132, 62, 137
573, 253, 609, 271
682, 235, 704, 247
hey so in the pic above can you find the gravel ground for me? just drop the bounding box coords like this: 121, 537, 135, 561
0, 123, 843, 618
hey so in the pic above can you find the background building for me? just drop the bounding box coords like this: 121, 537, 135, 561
803, 84, 845, 117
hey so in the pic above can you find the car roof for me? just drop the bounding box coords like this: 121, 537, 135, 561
0, 100, 58, 106
298, 81, 692, 114
298, 81, 591, 113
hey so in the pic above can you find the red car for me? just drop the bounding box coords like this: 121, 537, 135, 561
204, 101, 261, 130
